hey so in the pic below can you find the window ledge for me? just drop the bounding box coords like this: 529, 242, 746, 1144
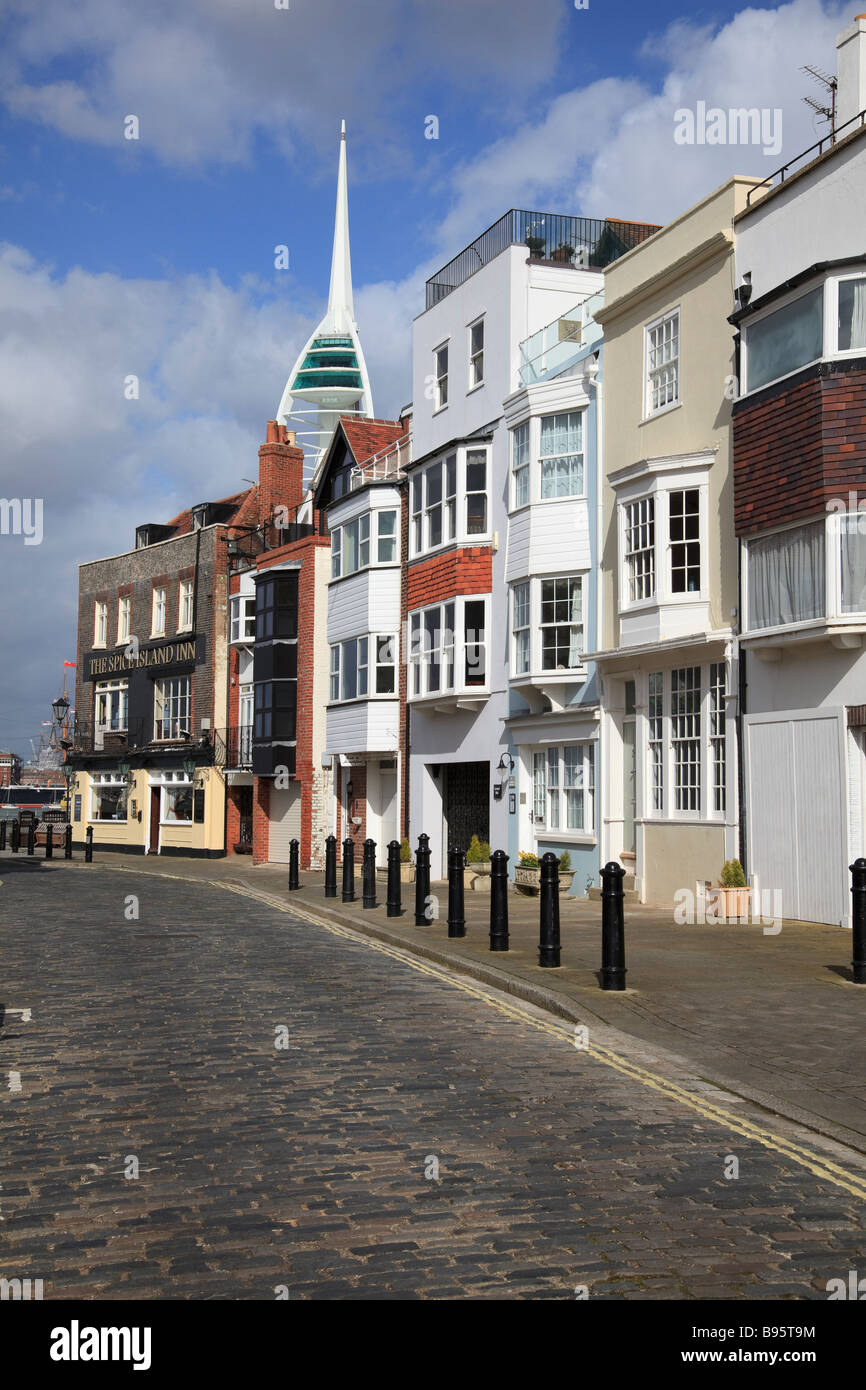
639, 401, 682, 425
741, 618, 865, 650
533, 831, 597, 846
408, 691, 490, 712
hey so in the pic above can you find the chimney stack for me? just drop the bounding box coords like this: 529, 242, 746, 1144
258, 421, 305, 520
836, 14, 866, 129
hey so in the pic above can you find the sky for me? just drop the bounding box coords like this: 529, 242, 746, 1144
0, 0, 853, 758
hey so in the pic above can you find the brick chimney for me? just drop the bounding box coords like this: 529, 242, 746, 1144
837, 14, 866, 128
258, 420, 305, 521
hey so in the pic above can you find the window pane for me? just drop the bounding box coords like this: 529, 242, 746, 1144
746, 287, 823, 391
464, 599, 485, 686
839, 277, 866, 352
748, 521, 825, 628
669, 489, 701, 593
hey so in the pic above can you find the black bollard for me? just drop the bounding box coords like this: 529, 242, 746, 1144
27, 821, 36, 855
324, 834, 337, 897
489, 849, 509, 952
64, 824, 73, 860
11, 820, 20, 853
84, 826, 93, 863
600, 860, 627, 991
362, 839, 377, 909
386, 840, 402, 918
0, 819, 6, 851
414, 832, 431, 926
45, 824, 53, 859
288, 838, 300, 891
342, 837, 355, 903
447, 847, 466, 938
850, 858, 866, 984
539, 851, 561, 968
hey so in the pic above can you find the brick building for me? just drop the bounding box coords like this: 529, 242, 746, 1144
0, 751, 22, 787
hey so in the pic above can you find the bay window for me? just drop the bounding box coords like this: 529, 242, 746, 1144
409, 597, 485, 698
744, 286, 823, 392
540, 577, 583, 670
512, 581, 530, 674
539, 412, 584, 499
669, 489, 701, 593
329, 635, 396, 701
512, 421, 530, 508
329, 511, 397, 579
747, 520, 825, 629
377, 510, 397, 563
625, 498, 655, 602
409, 448, 488, 557
838, 275, 866, 353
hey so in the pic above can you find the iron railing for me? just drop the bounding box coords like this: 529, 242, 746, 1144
212, 727, 253, 770
746, 106, 866, 206
425, 210, 661, 308
69, 719, 217, 759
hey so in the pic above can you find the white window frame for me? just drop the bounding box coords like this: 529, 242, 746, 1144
329, 510, 396, 581
510, 574, 587, 678
153, 674, 191, 741
530, 743, 596, 836
162, 775, 194, 825
642, 664, 727, 823
617, 470, 710, 614
95, 679, 128, 734
511, 420, 530, 509
434, 341, 449, 412
329, 634, 397, 702
117, 596, 130, 645
539, 411, 585, 500
468, 317, 484, 390
90, 772, 129, 823
740, 267, 866, 397
511, 581, 530, 675
644, 307, 680, 417
408, 596, 489, 700
408, 447, 489, 559
94, 600, 108, 648
178, 578, 194, 632
230, 594, 255, 644
151, 586, 166, 638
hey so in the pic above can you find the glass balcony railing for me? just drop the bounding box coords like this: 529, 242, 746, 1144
518, 288, 604, 386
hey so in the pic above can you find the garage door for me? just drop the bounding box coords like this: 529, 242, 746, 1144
269, 785, 302, 864
745, 711, 847, 926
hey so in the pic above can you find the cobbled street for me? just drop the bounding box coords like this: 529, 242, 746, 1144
2, 861, 866, 1300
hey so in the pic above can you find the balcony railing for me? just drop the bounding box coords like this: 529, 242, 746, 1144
212, 727, 253, 770
746, 105, 866, 207
349, 434, 411, 490
518, 288, 605, 386
425, 210, 661, 309
69, 720, 217, 759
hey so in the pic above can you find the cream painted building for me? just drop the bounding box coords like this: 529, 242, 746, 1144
591, 177, 763, 905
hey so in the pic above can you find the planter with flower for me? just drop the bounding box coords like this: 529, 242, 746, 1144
710, 859, 751, 920
464, 834, 492, 891
400, 836, 415, 882
515, 849, 575, 894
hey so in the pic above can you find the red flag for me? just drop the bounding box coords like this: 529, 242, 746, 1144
64, 661, 76, 667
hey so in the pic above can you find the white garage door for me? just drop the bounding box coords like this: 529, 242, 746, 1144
745, 711, 847, 926
269, 785, 302, 864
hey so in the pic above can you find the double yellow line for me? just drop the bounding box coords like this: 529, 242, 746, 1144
112, 866, 866, 1202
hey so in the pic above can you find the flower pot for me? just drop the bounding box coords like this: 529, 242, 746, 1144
709, 886, 752, 920
558, 870, 575, 894
400, 862, 415, 883
514, 865, 540, 894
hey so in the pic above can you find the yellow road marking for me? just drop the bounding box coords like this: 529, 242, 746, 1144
104, 865, 866, 1201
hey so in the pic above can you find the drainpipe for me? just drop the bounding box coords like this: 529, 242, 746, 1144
585, 352, 605, 872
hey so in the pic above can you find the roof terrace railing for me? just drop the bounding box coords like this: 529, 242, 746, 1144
349, 434, 411, 489
425, 210, 661, 309
518, 288, 605, 387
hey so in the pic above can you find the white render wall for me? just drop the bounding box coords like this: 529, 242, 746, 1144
326, 699, 400, 756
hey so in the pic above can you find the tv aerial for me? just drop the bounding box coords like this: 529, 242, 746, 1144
800, 64, 837, 136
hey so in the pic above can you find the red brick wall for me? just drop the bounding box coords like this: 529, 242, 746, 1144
734, 363, 866, 535
226, 787, 243, 851
406, 545, 492, 608
337, 764, 367, 853
258, 431, 305, 521
252, 776, 270, 865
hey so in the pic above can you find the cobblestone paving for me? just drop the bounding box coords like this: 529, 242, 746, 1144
1, 861, 865, 1300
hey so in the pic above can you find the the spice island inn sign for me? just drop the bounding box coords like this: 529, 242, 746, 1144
84, 635, 205, 680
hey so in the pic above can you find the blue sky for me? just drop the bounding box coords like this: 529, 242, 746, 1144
0, 0, 851, 755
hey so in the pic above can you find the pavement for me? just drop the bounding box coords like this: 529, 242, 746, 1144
6, 846, 861, 1156
2, 854, 866, 1299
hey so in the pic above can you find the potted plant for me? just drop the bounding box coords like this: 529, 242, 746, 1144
464, 835, 492, 890
399, 836, 415, 883
525, 235, 546, 258
514, 849, 540, 894
712, 859, 751, 920
552, 241, 575, 263
557, 849, 575, 894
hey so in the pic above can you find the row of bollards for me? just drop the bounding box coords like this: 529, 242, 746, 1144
305, 831, 627, 989
0, 821, 82, 861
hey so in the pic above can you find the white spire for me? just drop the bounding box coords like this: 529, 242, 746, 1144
324, 119, 354, 334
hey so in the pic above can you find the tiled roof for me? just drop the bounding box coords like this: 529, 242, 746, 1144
339, 416, 407, 466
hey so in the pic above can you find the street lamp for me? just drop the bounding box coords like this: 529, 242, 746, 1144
182, 757, 198, 785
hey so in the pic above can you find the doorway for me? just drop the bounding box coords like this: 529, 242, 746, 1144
443, 761, 489, 857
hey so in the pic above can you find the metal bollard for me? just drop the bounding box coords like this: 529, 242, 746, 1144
600, 860, 627, 991
0, 819, 6, 851
64, 824, 73, 860
45, 824, 53, 859
490, 849, 509, 951
539, 851, 561, 968
850, 858, 866, 984
386, 840, 402, 918
447, 847, 466, 938
324, 835, 337, 897
288, 838, 300, 891
27, 821, 36, 855
84, 826, 93, 863
362, 839, 377, 909
414, 833, 431, 926
11, 820, 20, 853
342, 838, 355, 903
